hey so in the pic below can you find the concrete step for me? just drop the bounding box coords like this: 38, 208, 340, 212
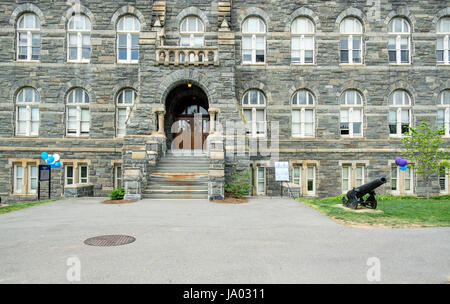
152, 169, 209, 175
146, 183, 208, 190
142, 193, 209, 200
155, 166, 209, 172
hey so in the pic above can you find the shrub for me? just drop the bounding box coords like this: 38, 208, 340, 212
225, 166, 251, 198
109, 187, 125, 200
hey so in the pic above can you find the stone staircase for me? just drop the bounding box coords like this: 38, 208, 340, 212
143, 150, 209, 199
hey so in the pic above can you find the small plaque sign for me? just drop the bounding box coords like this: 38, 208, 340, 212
39, 165, 51, 181
275, 162, 290, 182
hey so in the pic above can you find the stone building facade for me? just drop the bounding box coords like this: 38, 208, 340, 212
0, 0, 449, 202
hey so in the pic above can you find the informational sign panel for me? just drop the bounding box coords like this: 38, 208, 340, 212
275, 162, 290, 182
39, 165, 51, 181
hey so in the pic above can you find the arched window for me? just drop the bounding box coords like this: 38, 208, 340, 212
242, 17, 266, 64
117, 15, 140, 63
340, 17, 363, 64
66, 88, 90, 136
340, 90, 363, 137
116, 88, 137, 137
67, 14, 91, 62
389, 90, 412, 136
437, 17, 450, 64
17, 13, 40, 61
437, 90, 450, 136
242, 90, 266, 137
180, 16, 204, 47
388, 17, 411, 64
16, 87, 40, 136
292, 90, 315, 137
291, 17, 315, 64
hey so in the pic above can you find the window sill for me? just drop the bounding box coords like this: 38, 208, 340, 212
15, 135, 40, 138
242, 63, 267, 67
437, 63, 450, 66
65, 135, 90, 138
291, 136, 316, 140
389, 63, 412, 66
16, 60, 40, 63
339, 63, 365, 67
117, 61, 139, 65
67, 61, 91, 64
291, 63, 316, 66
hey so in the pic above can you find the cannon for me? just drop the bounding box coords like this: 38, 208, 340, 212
342, 177, 387, 210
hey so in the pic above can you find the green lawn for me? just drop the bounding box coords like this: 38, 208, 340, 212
298, 195, 450, 228
0, 199, 58, 215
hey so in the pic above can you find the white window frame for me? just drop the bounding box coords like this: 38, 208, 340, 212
340, 17, 363, 65
292, 90, 315, 138
256, 167, 266, 195
291, 17, 315, 64
242, 90, 266, 138
292, 165, 302, 186
28, 164, 38, 194
436, 17, 450, 65
16, 87, 40, 137
340, 91, 364, 138
437, 90, 450, 137
17, 13, 40, 61
389, 90, 412, 137
355, 165, 365, 188
67, 15, 91, 63
391, 165, 414, 195
388, 17, 411, 65
306, 165, 316, 196
180, 16, 205, 47
79, 165, 89, 184
65, 165, 74, 186
342, 165, 351, 194
117, 15, 140, 63
14, 164, 24, 194
66, 88, 90, 137
242, 17, 266, 64
114, 165, 123, 188
116, 89, 136, 137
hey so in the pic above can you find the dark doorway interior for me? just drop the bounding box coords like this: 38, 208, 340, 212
165, 84, 210, 150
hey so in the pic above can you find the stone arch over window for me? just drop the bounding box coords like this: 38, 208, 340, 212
60, 81, 96, 103
237, 7, 270, 32
285, 7, 321, 32
10, 3, 45, 26
384, 8, 416, 32
176, 7, 209, 30
433, 7, 450, 32
111, 5, 147, 30
335, 7, 368, 32
61, 4, 95, 28
384, 81, 416, 106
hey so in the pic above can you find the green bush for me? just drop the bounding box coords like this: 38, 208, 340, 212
109, 187, 125, 200
225, 166, 251, 198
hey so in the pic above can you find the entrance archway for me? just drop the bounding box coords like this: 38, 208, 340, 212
165, 83, 210, 150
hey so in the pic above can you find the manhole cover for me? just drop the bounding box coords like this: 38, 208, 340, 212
84, 235, 136, 247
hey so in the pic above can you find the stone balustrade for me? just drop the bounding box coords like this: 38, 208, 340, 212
155, 46, 219, 66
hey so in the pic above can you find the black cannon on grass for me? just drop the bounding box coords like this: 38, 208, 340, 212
342, 177, 387, 210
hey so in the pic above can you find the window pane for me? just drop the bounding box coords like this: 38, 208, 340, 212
340, 50, 349, 63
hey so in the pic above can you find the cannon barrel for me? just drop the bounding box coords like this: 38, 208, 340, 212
351, 177, 387, 198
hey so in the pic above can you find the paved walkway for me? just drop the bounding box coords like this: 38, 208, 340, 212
0, 197, 448, 283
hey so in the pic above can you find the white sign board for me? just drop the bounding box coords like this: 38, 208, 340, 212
275, 162, 290, 182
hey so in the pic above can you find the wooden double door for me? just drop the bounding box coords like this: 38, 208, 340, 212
173, 114, 210, 150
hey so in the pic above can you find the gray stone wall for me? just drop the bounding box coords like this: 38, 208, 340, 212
0, 1, 449, 201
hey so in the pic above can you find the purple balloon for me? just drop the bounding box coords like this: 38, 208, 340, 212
395, 158, 403, 166
398, 159, 408, 167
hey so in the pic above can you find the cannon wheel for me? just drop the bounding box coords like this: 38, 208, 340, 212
349, 199, 358, 210
370, 200, 377, 210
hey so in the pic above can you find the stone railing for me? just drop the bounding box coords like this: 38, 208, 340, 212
155, 46, 219, 66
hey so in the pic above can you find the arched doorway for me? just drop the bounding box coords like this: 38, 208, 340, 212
165, 83, 210, 150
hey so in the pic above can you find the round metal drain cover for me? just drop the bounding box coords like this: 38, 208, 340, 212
84, 235, 136, 247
